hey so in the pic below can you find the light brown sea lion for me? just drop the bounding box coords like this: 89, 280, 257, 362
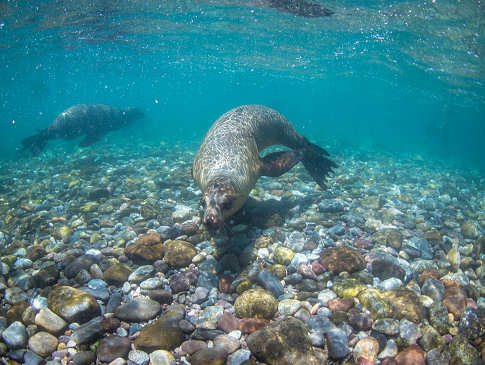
192, 104, 336, 229
21, 104, 144, 154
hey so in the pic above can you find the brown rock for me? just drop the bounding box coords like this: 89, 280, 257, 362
443, 286, 467, 318
328, 297, 354, 312
47, 286, 101, 324
239, 318, 269, 333
163, 240, 197, 268
417, 270, 441, 286
125, 234, 164, 263
217, 312, 240, 333
6, 302, 29, 323
395, 345, 425, 365
103, 263, 132, 285
320, 247, 365, 273
190, 347, 227, 365
181, 340, 208, 355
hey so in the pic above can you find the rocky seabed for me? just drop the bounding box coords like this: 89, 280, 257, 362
0, 141, 484, 365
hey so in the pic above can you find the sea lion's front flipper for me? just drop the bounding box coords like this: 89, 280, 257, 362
259, 150, 304, 177
79, 133, 104, 147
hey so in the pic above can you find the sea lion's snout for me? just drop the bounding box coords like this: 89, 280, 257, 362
203, 210, 224, 229
200, 181, 237, 230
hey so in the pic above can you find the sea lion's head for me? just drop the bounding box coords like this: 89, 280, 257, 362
200, 180, 238, 230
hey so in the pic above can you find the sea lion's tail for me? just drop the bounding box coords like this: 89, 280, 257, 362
302, 141, 337, 188
21, 129, 49, 155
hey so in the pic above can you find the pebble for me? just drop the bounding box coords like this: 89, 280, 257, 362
2, 321, 27, 349
28, 331, 58, 357
115, 297, 161, 322
128, 349, 150, 365
354, 336, 380, 362
149, 350, 175, 365
326, 327, 350, 359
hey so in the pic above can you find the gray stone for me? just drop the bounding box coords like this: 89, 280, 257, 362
2, 321, 27, 349
115, 297, 161, 322
71, 317, 104, 345
326, 327, 349, 359
256, 270, 284, 298
399, 319, 422, 346
128, 349, 150, 365
228, 349, 251, 365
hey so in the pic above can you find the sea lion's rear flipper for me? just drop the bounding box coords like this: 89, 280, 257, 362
79, 133, 104, 147
21, 129, 49, 155
302, 141, 337, 188
260, 150, 304, 177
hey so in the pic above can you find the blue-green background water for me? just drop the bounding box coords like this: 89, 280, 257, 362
1, 0, 484, 170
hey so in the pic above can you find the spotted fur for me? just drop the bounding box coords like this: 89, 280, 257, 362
193, 104, 336, 228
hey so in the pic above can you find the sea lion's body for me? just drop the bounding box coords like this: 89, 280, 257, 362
21, 104, 144, 154
193, 104, 336, 228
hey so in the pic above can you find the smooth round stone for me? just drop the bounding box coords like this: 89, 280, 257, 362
1, 321, 27, 349
140, 277, 163, 290
35, 307, 67, 334
115, 297, 160, 322
278, 299, 302, 316
128, 265, 155, 282
28, 331, 58, 357
354, 336, 380, 362
373, 318, 400, 336
104, 263, 133, 285
228, 349, 251, 365
48, 286, 101, 324
213, 334, 240, 353
128, 349, 150, 365
326, 327, 349, 359
163, 240, 197, 268
150, 350, 175, 365
191, 287, 210, 304
234, 289, 278, 320
190, 347, 227, 365
273, 246, 295, 265
378, 339, 398, 359
97, 336, 131, 362
134, 319, 184, 352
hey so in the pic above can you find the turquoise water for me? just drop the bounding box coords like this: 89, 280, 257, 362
1, 0, 484, 170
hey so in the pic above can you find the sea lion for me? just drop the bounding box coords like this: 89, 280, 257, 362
21, 104, 144, 154
193, 104, 337, 229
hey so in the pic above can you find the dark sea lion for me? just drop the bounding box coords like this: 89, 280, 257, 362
265, 0, 334, 17
193, 104, 337, 229
21, 104, 144, 154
